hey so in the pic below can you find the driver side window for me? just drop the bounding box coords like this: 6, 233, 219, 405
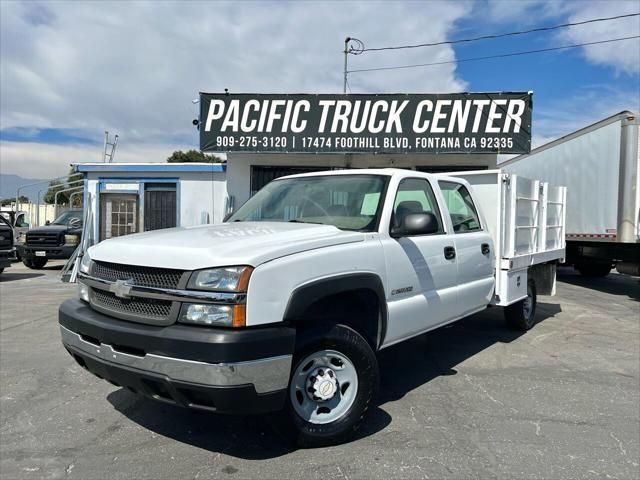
438, 181, 481, 233
392, 178, 444, 234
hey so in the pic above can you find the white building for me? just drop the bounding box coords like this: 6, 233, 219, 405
74, 162, 227, 244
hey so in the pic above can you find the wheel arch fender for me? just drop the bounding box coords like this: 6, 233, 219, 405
283, 272, 388, 349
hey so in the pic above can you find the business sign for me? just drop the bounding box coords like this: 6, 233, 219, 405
199, 92, 532, 154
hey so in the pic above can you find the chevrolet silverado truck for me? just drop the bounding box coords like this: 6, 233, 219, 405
19, 209, 83, 269
59, 169, 566, 446
0, 215, 16, 274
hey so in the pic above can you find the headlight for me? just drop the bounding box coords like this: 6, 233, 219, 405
78, 283, 90, 303
79, 251, 92, 274
64, 234, 79, 246
179, 303, 246, 327
78, 251, 92, 302
16, 233, 26, 244
187, 266, 253, 292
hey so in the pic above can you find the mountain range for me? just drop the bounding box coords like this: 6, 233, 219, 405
0, 174, 51, 203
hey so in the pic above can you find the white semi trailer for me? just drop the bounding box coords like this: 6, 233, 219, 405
500, 111, 639, 277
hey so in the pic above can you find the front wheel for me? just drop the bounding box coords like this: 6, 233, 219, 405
505, 280, 537, 331
285, 324, 379, 448
23, 258, 47, 269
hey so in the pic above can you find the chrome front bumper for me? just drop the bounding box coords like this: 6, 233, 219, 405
60, 325, 292, 394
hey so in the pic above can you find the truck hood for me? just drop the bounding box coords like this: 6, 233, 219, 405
88, 221, 365, 270
27, 225, 71, 234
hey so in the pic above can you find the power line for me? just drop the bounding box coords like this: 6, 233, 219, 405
362, 12, 640, 52
348, 35, 640, 73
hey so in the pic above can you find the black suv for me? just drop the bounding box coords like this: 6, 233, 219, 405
19, 209, 83, 269
0, 216, 15, 274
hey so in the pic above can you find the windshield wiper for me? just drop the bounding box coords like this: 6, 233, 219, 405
288, 219, 324, 225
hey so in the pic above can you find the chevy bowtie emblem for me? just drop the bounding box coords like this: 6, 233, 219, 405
110, 279, 134, 299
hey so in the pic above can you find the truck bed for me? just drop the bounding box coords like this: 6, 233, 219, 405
442, 170, 566, 306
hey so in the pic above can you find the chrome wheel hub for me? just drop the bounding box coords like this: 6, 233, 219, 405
290, 349, 359, 425
308, 368, 338, 401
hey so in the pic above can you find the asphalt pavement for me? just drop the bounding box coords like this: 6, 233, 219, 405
1, 260, 638, 479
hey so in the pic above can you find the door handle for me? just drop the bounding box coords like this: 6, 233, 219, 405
481, 243, 491, 255
444, 246, 456, 260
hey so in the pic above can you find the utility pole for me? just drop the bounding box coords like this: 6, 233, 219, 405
343, 37, 364, 94
343, 37, 350, 94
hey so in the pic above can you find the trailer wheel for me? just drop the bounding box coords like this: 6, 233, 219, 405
575, 262, 611, 277
505, 280, 537, 331
283, 324, 379, 448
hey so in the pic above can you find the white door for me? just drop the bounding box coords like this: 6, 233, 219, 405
382, 177, 459, 345
438, 180, 494, 316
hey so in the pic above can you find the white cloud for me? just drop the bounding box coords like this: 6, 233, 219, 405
0, 141, 193, 180
2, 0, 637, 179
557, 1, 640, 74
484, 0, 571, 24
485, 0, 640, 73
0, 0, 472, 178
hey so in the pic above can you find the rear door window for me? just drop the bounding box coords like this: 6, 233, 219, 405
438, 181, 482, 233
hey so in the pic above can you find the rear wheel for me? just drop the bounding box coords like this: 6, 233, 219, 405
575, 262, 611, 277
284, 324, 379, 448
505, 280, 537, 331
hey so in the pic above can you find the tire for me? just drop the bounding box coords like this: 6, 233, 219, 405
576, 262, 611, 277
0, 267, 4, 274
505, 280, 537, 331
284, 324, 379, 448
23, 258, 47, 269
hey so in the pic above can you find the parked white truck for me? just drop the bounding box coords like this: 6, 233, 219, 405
59, 168, 565, 446
500, 111, 639, 277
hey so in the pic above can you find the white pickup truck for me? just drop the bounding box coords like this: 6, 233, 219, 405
59, 168, 566, 446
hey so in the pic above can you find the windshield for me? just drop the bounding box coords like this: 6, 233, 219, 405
228, 174, 388, 231
52, 210, 82, 226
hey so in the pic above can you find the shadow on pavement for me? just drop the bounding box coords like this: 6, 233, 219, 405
557, 267, 640, 301
108, 388, 392, 458
109, 302, 561, 458
0, 272, 45, 282
377, 303, 559, 404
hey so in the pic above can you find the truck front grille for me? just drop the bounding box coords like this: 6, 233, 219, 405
0, 232, 12, 248
91, 289, 172, 320
26, 232, 61, 246
92, 261, 185, 289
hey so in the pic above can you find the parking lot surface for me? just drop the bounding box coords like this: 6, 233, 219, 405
1, 261, 638, 479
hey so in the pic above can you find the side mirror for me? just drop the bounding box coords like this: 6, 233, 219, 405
45, 220, 51, 226
391, 212, 440, 238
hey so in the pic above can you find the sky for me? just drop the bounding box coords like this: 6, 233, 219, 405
0, 0, 639, 181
